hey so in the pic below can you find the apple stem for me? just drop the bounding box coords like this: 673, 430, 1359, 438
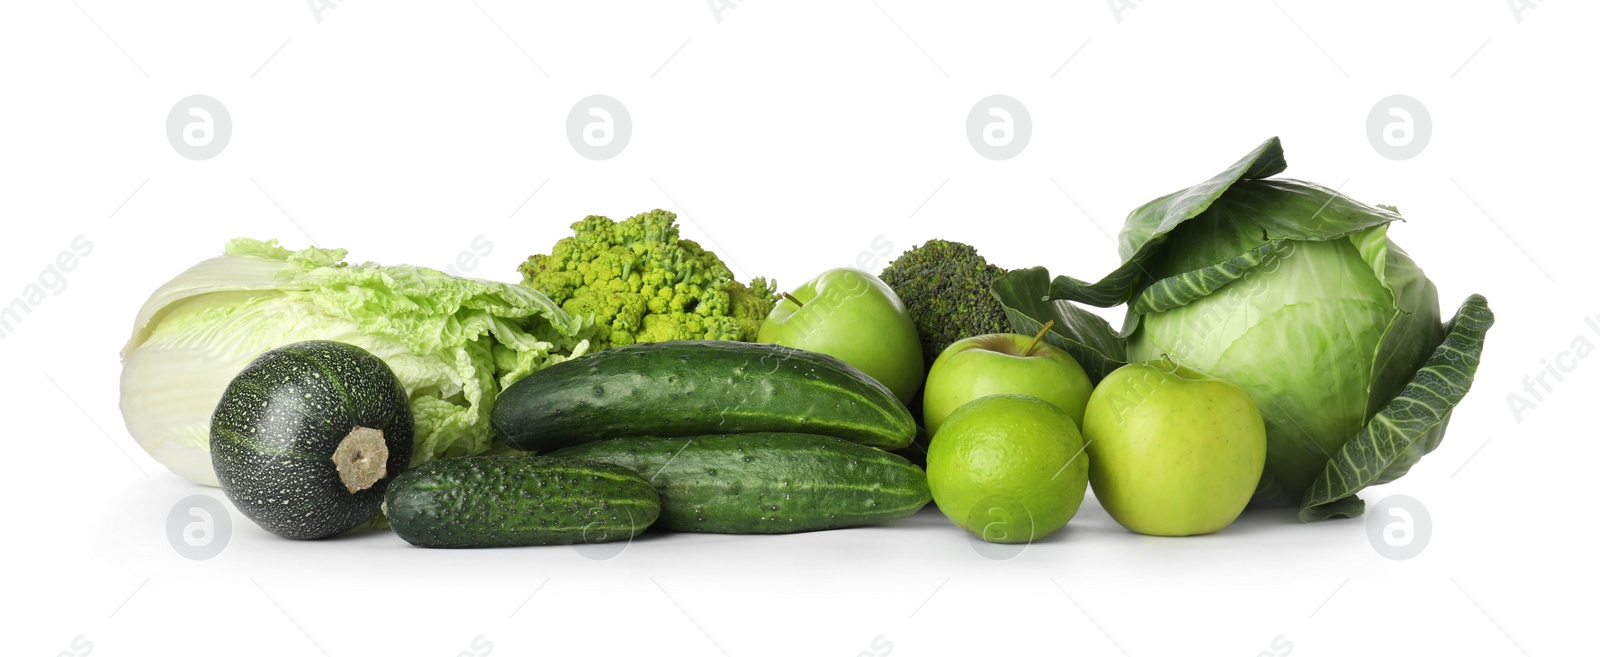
1161, 353, 1178, 373
781, 291, 805, 308
1022, 320, 1055, 357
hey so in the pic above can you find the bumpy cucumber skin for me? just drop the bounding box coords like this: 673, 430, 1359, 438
549, 433, 932, 534
210, 340, 414, 540
385, 456, 660, 548
491, 341, 916, 452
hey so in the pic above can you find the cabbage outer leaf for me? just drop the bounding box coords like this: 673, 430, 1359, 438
1299, 294, 1494, 521
989, 267, 1126, 382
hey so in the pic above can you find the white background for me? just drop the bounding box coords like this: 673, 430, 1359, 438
3, 1, 1590, 655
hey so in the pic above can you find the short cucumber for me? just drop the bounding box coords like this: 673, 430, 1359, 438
491, 341, 916, 452
548, 433, 931, 534
384, 455, 660, 548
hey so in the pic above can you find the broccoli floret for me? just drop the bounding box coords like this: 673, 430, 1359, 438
519, 210, 776, 350
879, 239, 1012, 368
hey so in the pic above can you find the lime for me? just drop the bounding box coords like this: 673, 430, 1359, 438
926, 394, 1089, 543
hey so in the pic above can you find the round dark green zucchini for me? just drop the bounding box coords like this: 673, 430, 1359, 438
210, 340, 414, 540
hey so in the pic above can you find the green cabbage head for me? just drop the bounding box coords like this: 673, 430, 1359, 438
992, 138, 1493, 521
1130, 220, 1443, 501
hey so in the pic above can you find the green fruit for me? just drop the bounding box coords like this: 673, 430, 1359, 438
922, 324, 1094, 436
385, 455, 661, 549
210, 340, 414, 540
1082, 359, 1267, 536
926, 394, 1089, 544
491, 340, 915, 451
758, 267, 924, 404
549, 433, 930, 534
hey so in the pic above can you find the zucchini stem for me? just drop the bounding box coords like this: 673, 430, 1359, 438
332, 426, 389, 493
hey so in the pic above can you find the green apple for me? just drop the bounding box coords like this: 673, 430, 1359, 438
927, 394, 1089, 544
1082, 358, 1266, 536
758, 267, 923, 404
922, 321, 1093, 436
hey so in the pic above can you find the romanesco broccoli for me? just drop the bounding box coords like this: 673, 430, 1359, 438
518, 210, 777, 349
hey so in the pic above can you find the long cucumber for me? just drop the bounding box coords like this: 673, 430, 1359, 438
549, 433, 931, 534
492, 340, 916, 452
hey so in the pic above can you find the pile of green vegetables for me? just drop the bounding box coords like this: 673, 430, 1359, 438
118, 137, 1493, 547
402, 340, 928, 546
121, 214, 934, 545
210, 338, 930, 544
